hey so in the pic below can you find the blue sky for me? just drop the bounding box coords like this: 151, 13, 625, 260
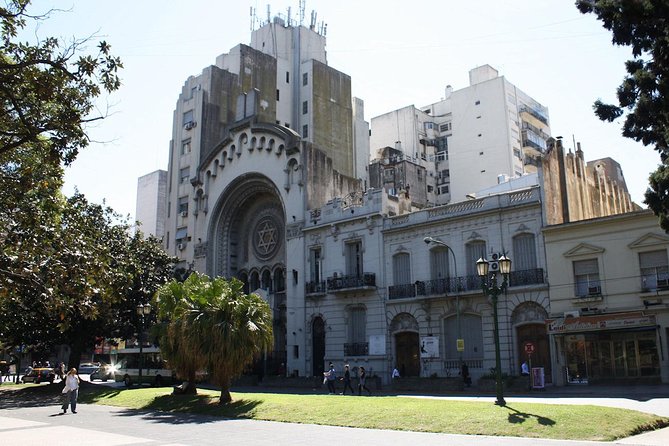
29, 1, 660, 219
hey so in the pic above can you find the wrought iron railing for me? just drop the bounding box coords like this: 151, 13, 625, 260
326, 273, 376, 291
344, 342, 369, 356
508, 268, 545, 287
388, 283, 418, 300
305, 280, 327, 295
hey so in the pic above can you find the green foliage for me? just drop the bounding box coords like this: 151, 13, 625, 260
576, 0, 669, 230
156, 273, 273, 404
0, 0, 123, 165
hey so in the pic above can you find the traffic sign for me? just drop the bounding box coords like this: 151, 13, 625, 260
524, 341, 536, 355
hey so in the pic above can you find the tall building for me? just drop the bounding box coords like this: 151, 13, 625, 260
164, 12, 367, 375
370, 65, 551, 206
135, 169, 167, 239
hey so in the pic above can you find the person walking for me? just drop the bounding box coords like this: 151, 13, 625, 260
324, 362, 337, 395
340, 364, 355, 395
61, 368, 80, 414
357, 366, 371, 396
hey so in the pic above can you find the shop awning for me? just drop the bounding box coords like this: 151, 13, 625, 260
546, 311, 656, 335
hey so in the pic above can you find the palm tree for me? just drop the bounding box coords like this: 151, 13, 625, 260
156, 273, 273, 403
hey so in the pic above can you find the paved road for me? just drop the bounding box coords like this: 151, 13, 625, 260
2, 385, 669, 446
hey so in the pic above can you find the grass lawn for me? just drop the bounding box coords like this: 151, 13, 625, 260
78, 385, 669, 441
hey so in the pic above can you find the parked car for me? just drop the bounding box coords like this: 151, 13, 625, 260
78, 362, 100, 375
89, 363, 116, 382
21, 367, 55, 384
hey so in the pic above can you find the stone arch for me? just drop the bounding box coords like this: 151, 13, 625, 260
207, 174, 285, 279
390, 312, 420, 377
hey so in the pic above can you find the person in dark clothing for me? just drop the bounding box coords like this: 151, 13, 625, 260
461, 362, 471, 387
340, 364, 355, 395
358, 366, 371, 395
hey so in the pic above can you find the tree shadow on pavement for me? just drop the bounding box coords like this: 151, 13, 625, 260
505, 405, 555, 426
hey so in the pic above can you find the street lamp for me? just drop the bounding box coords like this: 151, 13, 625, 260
423, 237, 462, 361
136, 303, 152, 386
476, 254, 511, 406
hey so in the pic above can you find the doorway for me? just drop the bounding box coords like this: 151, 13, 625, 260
312, 317, 325, 377
395, 332, 420, 377
517, 323, 552, 383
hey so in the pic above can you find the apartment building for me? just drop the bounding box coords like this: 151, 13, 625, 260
370, 65, 551, 206
135, 169, 167, 239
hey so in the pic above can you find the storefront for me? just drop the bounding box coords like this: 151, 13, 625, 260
547, 312, 660, 385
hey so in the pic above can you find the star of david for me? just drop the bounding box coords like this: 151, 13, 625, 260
256, 220, 277, 254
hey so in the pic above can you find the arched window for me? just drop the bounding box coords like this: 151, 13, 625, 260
465, 241, 487, 276
249, 271, 260, 291
513, 233, 537, 271
429, 247, 449, 280
392, 252, 411, 285
261, 270, 272, 291
273, 267, 286, 292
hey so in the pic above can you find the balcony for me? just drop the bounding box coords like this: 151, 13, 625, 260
508, 268, 545, 287
389, 269, 546, 301
326, 273, 376, 293
344, 342, 369, 356
305, 280, 327, 297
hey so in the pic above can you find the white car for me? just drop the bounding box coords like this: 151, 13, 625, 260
78, 362, 100, 375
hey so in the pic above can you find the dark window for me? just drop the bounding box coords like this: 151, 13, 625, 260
276, 89, 280, 101
302, 125, 308, 138
302, 101, 308, 114
286, 71, 290, 83
302, 72, 308, 86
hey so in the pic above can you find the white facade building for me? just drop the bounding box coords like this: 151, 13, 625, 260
135, 169, 167, 239
370, 64, 550, 206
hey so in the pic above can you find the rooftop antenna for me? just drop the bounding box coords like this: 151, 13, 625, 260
266, 4, 271, 25
249, 6, 255, 31
287, 6, 292, 26
299, 0, 305, 25
310, 10, 316, 30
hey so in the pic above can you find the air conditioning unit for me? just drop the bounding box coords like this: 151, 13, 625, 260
564, 310, 580, 318
184, 121, 196, 130
489, 252, 500, 273
177, 243, 185, 251
180, 211, 188, 218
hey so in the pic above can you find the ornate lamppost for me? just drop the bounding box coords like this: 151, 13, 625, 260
136, 303, 152, 386
476, 254, 511, 406
423, 237, 462, 361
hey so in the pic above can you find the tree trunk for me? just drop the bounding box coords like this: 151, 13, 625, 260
219, 387, 232, 404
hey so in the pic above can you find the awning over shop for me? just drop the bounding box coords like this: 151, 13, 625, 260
546, 311, 656, 335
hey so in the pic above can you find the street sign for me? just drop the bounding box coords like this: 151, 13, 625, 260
456, 338, 464, 352
524, 341, 536, 355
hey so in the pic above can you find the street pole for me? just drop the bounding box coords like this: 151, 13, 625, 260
477, 255, 511, 407
136, 303, 151, 386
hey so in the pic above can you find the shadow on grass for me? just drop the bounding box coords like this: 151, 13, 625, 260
505, 405, 556, 426
109, 393, 263, 425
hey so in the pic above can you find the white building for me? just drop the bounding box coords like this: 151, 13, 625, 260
135, 169, 167, 239
370, 65, 550, 206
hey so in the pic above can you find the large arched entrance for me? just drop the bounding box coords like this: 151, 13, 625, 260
208, 175, 287, 374
312, 317, 325, 377
390, 313, 420, 377
512, 302, 551, 383
395, 332, 420, 377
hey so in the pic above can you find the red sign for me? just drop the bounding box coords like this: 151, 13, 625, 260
524, 341, 536, 355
